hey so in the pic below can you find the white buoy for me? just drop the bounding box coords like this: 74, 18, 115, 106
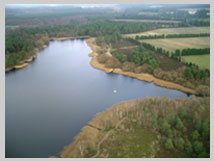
113, 90, 117, 93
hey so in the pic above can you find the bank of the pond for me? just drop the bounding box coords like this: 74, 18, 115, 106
5, 36, 90, 72
60, 99, 137, 158
51, 36, 90, 41
86, 38, 196, 95
60, 97, 209, 158
5, 52, 41, 72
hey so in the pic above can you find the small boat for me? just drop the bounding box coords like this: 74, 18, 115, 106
113, 90, 117, 93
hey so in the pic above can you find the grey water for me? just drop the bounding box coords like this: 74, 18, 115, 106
6, 39, 193, 158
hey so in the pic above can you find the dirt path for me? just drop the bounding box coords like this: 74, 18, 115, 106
92, 118, 126, 158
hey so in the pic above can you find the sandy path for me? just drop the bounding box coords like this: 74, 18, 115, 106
92, 118, 126, 158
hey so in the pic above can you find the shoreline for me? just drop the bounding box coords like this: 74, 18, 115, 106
86, 38, 197, 95
50, 36, 90, 41
5, 51, 41, 72
60, 99, 138, 158
5, 36, 90, 72
60, 97, 209, 157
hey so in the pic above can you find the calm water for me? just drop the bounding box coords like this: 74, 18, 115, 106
6, 39, 193, 158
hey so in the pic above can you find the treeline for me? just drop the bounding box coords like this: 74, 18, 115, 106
135, 33, 210, 40
181, 48, 210, 56
78, 21, 161, 37
127, 37, 209, 62
6, 20, 161, 68
5, 27, 51, 68
125, 37, 209, 81
96, 32, 121, 45
166, 33, 209, 38
113, 46, 159, 72
160, 112, 210, 158
171, 48, 209, 61
184, 64, 209, 81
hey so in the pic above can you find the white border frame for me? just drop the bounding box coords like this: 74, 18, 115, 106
1, 1, 212, 160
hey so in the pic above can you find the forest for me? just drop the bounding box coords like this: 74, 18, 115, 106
5, 4, 210, 69
61, 97, 210, 158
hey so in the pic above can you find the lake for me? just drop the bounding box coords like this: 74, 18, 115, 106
5, 39, 193, 158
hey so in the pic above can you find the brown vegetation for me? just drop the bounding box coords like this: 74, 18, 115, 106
88, 37, 211, 96
51, 36, 90, 41
60, 97, 209, 158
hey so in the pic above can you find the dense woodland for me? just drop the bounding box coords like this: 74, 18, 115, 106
5, 4, 210, 69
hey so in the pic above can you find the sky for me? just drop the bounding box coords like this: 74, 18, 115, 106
6, 4, 118, 8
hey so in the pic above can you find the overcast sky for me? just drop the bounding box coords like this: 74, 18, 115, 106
6, 4, 118, 8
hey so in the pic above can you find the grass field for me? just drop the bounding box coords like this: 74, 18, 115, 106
112, 19, 181, 24
182, 54, 210, 69
99, 124, 158, 157
124, 27, 210, 38
140, 37, 210, 52
6, 25, 19, 29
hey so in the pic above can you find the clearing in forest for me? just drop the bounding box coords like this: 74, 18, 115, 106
124, 27, 210, 38
140, 37, 210, 52
182, 54, 210, 69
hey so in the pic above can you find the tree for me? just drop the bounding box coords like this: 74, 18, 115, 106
165, 138, 174, 150
195, 120, 202, 132
165, 129, 173, 138
193, 141, 204, 154
114, 53, 127, 63
178, 107, 185, 118
169, 115, 176, 126
177, 137, 185, 150
192, 130, 200, 140
152, 119, 158, 129
160, 120, 171, 136
185, 140, 193, 154
198, 151, 209, 158
201, 120, 210, 140
175, 117, 184, 130
184, 68, 194, 80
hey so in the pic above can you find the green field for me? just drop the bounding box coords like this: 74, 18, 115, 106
140, 37, 210, 52
183, 54, 210, 69
124, 27, 210, 37
6, 25, 19, 29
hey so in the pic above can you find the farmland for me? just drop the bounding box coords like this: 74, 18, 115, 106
124, 27, 210, 38
182, 54, 210, 69
111, 19, 181, 24
140, 37, 210, 52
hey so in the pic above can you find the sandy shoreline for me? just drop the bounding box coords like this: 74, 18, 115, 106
5, 36, 90, 72
86, 38, 196, 95
60, 96, 209, 158
60, 99, 138, 158
51, 36, 90, 41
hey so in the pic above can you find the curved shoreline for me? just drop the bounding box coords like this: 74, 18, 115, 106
5, 52, 40, 72
86, 38, 196, 95
60, 96, 209, 157
50, 36, 90, 41
60, 99, 138, 158
5, 36, 91, 72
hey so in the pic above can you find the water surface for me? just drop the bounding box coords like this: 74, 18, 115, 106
6, 39, 193, 157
